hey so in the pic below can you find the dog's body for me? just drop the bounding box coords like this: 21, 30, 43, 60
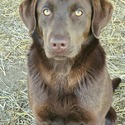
19, 0, 120, 125
28, 35, 113, 125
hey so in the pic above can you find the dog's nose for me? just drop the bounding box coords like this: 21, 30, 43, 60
50, 36, 68, 52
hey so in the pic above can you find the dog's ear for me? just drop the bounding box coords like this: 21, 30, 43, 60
19, 0, 37, 35
112, 77, 121, 92
91, 0, 113, 38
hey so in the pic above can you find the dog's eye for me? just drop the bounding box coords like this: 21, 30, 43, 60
75, 10, 83, 17
43, 9, 51, 16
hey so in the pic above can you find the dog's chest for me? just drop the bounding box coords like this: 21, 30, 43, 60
45, 75, 102, 115
30, 71, 107, 121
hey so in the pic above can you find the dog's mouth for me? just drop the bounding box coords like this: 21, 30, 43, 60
53, 56, 67, 60
44, 50, 71, 61
45, 47, 77, 60
48, 51, 68, 60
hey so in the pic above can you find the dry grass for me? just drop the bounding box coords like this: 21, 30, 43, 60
0, 0, 125, 124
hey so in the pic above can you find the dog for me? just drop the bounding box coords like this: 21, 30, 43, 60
19, 0, 121, 124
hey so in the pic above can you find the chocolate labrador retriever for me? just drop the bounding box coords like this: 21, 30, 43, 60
19, 0, 121, 124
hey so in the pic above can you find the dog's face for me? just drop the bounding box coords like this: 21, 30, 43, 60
37, 0, 92, 60
20, 0, 113, 60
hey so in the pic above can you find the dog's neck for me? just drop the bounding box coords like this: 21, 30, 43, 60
28, 33, 106, 90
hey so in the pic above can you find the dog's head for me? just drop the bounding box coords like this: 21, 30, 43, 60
19, 0, 113, 60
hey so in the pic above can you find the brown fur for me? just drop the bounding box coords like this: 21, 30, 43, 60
19, 0, 121, 125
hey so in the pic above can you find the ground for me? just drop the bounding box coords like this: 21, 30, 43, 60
0, 0, 125, 124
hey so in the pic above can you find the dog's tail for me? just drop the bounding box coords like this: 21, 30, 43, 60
112, 77, 121, 92
105, 107, 117, 125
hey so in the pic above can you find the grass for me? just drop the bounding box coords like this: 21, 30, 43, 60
0, 0, 125, 124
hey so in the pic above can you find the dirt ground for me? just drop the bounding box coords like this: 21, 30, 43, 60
0, 0, 125, 124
